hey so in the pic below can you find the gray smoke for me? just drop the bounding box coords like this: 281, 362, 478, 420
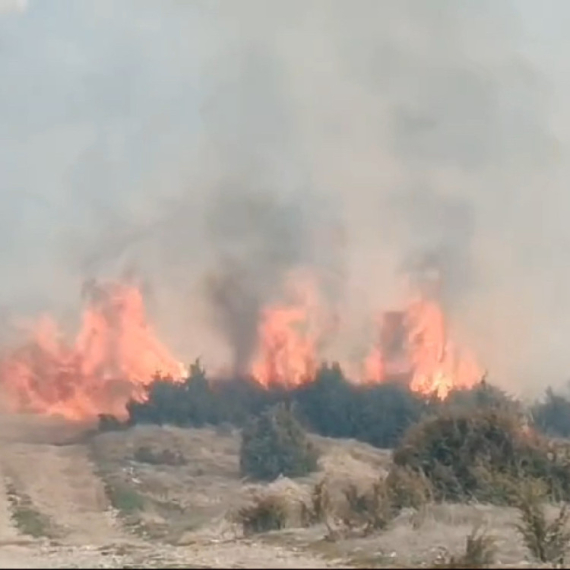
0, 0, 568, 395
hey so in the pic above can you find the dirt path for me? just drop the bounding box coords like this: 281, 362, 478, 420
1, 442, 121, 545
0, 414, 341, 568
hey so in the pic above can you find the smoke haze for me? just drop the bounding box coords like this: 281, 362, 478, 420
0, 0, 569, 395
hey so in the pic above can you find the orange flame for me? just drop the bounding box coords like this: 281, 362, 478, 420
365, 297, 482, 398
250, 271, 324, 388
0, 280, 185, 421
407, 297, 482, 398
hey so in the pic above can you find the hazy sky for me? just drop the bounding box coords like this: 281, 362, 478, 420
1, 1, 570, 395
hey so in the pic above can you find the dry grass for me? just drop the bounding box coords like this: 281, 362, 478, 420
433, 526, 496, 568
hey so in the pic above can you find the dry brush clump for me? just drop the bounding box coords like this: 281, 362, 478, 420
306, 466, 434, 540
513, 479, 570, 564
233, 492, 290, 536
230, 478, 315, 536
433, 525, 497, 569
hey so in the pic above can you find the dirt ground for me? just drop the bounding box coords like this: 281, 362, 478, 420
0, 413, 553, 568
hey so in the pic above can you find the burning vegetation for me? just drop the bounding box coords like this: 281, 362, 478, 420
0, 279, 186, 421
0, 264, 483, 423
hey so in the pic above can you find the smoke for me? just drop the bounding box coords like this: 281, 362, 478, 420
0, 0, 569, 394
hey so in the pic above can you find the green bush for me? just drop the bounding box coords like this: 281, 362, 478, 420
444, 379, 520, 415
124, 359, 427, 450
240, 403, 319, 481
293, 362, 426, 448
393, 407, 570, 503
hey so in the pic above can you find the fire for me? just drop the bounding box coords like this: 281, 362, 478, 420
250, 267, 482, 397
407, 297, 482, 398
250, 271, 323, 388
0, 266, 483, 419
0, 279, 185, 421
364, 297, 482, 399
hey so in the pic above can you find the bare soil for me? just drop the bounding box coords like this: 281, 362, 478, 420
0, 413, 553, 568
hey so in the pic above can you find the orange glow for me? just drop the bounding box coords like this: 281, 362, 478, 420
0, 280, 185, 421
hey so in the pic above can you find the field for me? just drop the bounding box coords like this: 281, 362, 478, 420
0, 412, 555, 569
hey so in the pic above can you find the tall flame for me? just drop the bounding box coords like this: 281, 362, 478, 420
0, 280, 185, 420
364, 297, 482, 398
406, 297, 482, 398
250, 271, 324, 388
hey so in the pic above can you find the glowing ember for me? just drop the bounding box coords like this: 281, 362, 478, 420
0, 280, 185, 420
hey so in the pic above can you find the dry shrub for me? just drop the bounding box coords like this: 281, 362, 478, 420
433, 526, 496, 568
232, 478, 314, 536
514, 479, 570, 564
233, 492, 289, 536
393, 407, 570, 503
309, 475, 401, 539
307, 466, 435, 540
342, 478, 398, 533
386, 465, 433, 510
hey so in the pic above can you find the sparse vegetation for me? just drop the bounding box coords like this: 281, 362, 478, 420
5, 481, 56, 539
105, 481, 145, 515
240, 403, 319, 481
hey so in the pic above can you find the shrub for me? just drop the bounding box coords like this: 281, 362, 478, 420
239, 403, 319, 481
514, 479, 570, 564
385, 465, 433, 510
294, 363, 426, 448
293, 363, 361, 439
445, 379, 520, 415
234, 493, 289, 535
340, 478, 398, 534
392, 407, 570, 503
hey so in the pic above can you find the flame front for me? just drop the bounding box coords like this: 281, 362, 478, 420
0, 280, 185, 421
0, 269, 483, 419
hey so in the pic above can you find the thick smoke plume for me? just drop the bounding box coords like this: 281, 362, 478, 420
0, 1, 569, 395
